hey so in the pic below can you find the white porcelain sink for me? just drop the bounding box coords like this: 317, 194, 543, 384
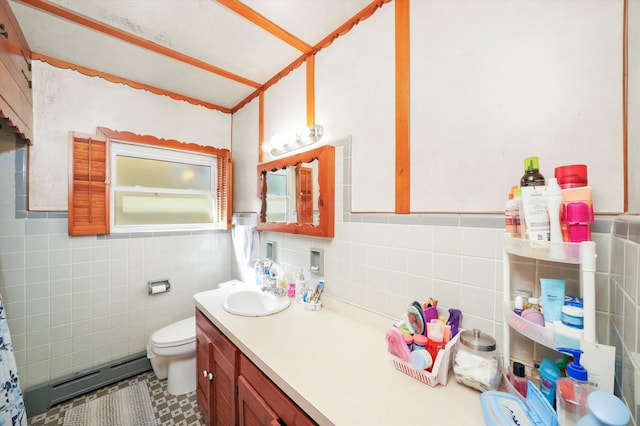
223, 289, 290, 316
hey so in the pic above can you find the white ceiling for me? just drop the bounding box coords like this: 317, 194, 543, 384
8, 0, 373, 112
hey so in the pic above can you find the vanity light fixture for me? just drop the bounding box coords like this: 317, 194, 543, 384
263, 124, 324, 156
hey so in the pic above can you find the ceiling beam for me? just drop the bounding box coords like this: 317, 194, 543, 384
16, 0, 262, 88
231, 0, 392, 113
216, 0, 312, 53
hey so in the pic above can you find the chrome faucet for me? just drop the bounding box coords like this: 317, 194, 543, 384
261, 285, 287, 297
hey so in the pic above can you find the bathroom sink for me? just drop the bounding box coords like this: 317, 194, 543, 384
223, 289, 290, 316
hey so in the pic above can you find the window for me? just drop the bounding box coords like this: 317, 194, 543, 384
110, 142, 217, 233
68, 128, 232, 236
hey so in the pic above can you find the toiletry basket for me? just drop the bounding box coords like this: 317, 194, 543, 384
390, 332, 460, 387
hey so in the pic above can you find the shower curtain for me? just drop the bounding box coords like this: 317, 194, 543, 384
0, 293, 26, 425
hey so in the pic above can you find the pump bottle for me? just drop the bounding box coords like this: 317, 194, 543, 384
556, 348, 592, 426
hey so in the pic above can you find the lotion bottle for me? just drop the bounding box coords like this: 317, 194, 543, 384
513, 187, 524, 238
505, 187, 516, 235
547, 177, 563, 242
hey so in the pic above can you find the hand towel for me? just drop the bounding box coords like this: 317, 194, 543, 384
232, 225, 258, 266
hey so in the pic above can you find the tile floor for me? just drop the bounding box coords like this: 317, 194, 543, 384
27, 371, 205, 426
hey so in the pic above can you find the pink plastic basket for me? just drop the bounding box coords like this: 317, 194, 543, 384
390, 332, 460, 387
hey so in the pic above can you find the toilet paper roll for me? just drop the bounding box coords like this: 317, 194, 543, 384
148, 280, 170, 295
150, 285, 165, 294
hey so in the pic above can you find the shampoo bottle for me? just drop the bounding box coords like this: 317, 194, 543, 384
521, 156, 546, 187
556, 348, 592, 426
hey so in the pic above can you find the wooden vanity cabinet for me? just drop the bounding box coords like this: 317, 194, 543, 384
196, 310, 239, 426
196, 309, 316, 426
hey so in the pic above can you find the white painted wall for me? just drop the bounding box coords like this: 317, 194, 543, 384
410, 0, 624, 212
254, 1, 625, 214
29, 61, 232, 211
316, 4, 396, 213
629, 0, 640, 213
231, 96, 260, 213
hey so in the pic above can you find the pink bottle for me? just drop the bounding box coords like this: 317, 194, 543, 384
508, 361, 528, 398
564, 202, 594, 242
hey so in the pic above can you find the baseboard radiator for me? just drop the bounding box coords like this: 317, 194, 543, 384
24, 352, 152, 417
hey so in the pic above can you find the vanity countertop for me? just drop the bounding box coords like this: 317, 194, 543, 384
194, 281, 483, 425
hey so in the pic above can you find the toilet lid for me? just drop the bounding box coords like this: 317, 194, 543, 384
151, 316, 196, 348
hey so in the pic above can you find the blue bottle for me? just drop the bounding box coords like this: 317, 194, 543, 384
539, 357, 562, 408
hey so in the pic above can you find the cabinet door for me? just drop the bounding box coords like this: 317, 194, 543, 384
211, 343, 237, 425
238, 376, 280, 426
196, 319, 213, 424
239, 355, 316, 426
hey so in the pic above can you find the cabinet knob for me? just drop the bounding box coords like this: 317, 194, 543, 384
203, 370, 213, 380
0, 23, 8, 39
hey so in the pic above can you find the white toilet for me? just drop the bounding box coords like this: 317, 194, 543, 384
147, 316, 196, 395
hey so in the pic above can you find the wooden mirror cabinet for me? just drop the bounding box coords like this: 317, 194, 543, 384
257, 145, 335, 238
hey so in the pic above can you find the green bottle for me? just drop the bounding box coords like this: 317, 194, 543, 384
520, 157, 546, 187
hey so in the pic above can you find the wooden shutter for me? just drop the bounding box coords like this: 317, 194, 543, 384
217, 151, 232, 230
68, 131, 109, 235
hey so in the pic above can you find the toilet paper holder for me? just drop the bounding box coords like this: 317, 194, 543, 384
148, 279, 171, 295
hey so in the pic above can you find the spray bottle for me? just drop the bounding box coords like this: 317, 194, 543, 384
556, 348, 592, 426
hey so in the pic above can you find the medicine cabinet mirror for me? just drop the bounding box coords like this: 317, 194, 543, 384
257, 144, 335, 237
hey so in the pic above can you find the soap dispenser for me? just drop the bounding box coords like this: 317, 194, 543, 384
555, 348, 592, 426
295, 270, 308, 304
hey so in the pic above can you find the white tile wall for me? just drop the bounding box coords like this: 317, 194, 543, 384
610, 216, 640, 424
0, 148, 232, 390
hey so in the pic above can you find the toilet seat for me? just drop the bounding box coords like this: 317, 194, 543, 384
151, 316, 195, 348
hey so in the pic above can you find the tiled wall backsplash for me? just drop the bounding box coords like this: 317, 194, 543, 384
611, 215, 640, 423
0, 143, 232, 389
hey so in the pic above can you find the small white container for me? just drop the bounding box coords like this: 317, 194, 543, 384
303, 301, 321, 311
562, 305, 584, 329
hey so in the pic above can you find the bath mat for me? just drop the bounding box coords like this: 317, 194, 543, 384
62, 382, 158, 426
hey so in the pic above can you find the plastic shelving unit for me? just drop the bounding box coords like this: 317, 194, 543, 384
501, 234, 615, 392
